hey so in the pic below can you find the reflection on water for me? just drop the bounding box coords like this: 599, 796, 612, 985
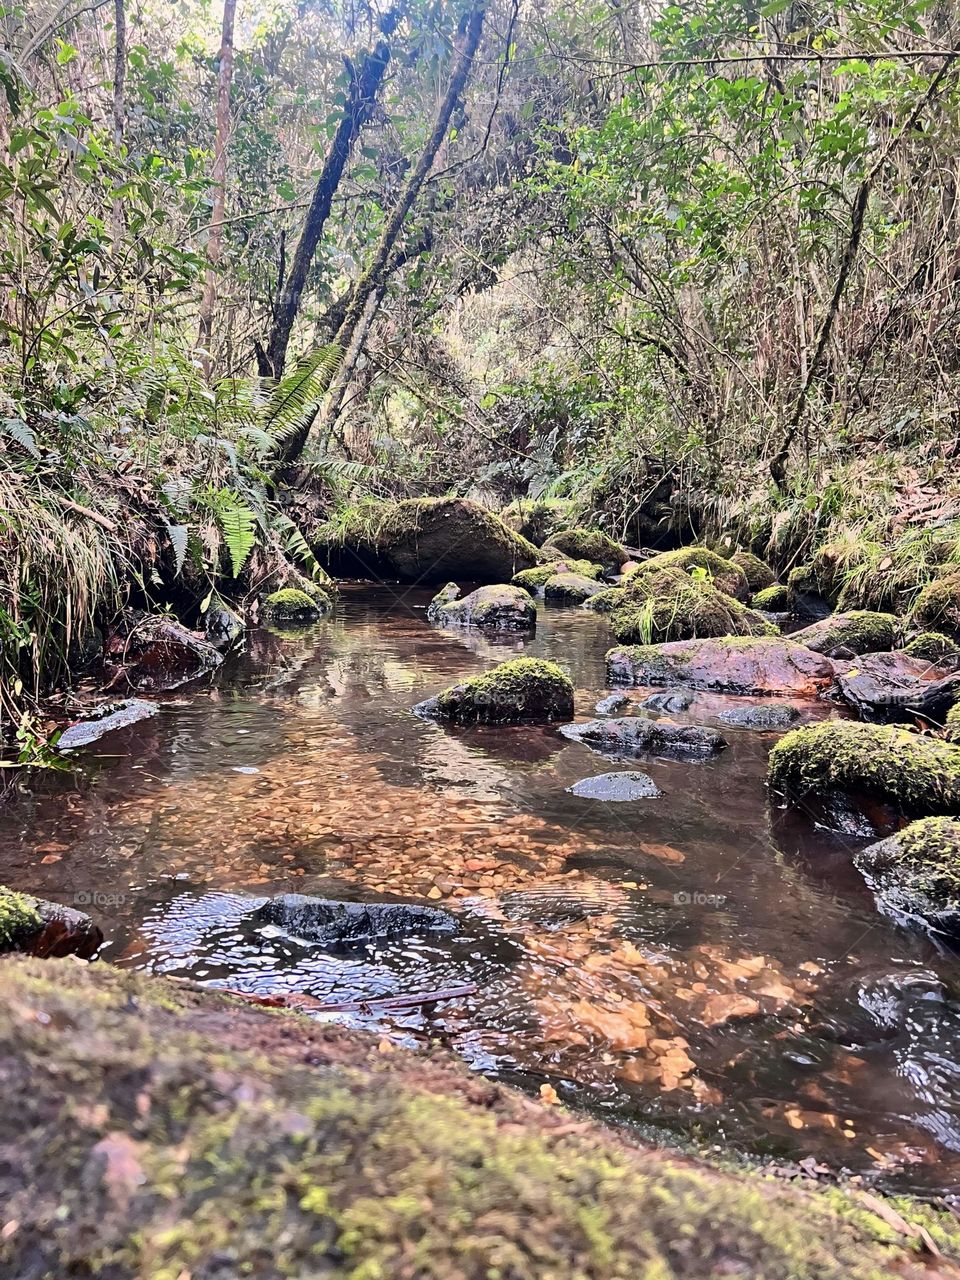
2, 583, 960, 1195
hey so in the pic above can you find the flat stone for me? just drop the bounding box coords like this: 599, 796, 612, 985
716, 704, 801, 730
560, 716, 727, 761
57, 699, 158, 750
607, 637, 835, 698
567, 771, 663, 801
252, 894, 457, 947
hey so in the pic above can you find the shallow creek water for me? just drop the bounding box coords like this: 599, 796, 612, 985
3, 583, 960, 1197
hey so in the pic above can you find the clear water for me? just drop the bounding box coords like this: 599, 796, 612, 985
2, 583, 960, 1196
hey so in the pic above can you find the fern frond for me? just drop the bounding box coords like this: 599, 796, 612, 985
261, 345, 342, 451
272, 512, 332, 585
1, 418, 39, 458
210, 488, 257, 578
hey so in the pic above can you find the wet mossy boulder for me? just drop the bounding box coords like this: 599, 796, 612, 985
905, 631, 960, 663
0, 957, 951, 1280
792, 610, 897, 656
855, 817, 960, 934
543, 571, 607, 603
769, 720, 960, 822
607, 637, 836, 698
317, 498, 540, 584
910, 572, 960, 637
581, 587, 625, 613
0, 886, 101, 958
731, 550, 776, 592
622, 547, 750, 602
542, 526, 627, 571
610, 566, 775, 645
785, 563, 834, 616
426, 583, 536, 632
512, 559, 602, 592
263, 586, 330, 622
500, 497, 579, 546
413, 657, 574, 725
752, 583, 793, 612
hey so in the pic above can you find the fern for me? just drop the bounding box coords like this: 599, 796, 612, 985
272, 512, 332, 585
164, 522, 189, 577
211, 489, 258, 578
261, 345, 342, 452
1, 418, 39, 458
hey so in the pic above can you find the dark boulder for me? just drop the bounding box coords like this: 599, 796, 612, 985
205, 599, 246, 650
855, 817, 960, 935
640, 689, 694, 713
254, 894, 457, 947
595, 692, 630, 714
426, 583, 536, 631
0, 887, 101, 959
834, 650, 960, 719
560, 716, 727, 760
717, 704, 801, 730
566, 771, 663, 800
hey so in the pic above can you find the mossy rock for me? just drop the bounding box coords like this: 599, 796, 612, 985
0, 956, 954, 1280
910, 572, 960, 638
785, 562, 836, 604
945, 702, 960, 743
791, 611, 897, 656
542, 526, 627, 570
607, 636, 838, 698
426, 583, 536, 632
512, 559, 602, 593
610, 566, 776, 645
500, 497, 579, 546
582, 587, 626, 614
622, 547, 750, 602
855, 816, 960, 934
769, 720, 960, 821
731, 550, 776, 592
752, 583, 793, 612
542, 572, 607, 603
414, 657, 574, 725
316, 497, 540, 584
904, 631, 960, 663
0, 888, 41, 949
262, 587, 330, 622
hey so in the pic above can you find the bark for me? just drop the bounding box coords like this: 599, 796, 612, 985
278, 4, 486, 466
263, 9, 401, 378
197, 0, 237, 374
112, 0, 125, 145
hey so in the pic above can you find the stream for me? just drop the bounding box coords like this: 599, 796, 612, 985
3, 583, 960, 1197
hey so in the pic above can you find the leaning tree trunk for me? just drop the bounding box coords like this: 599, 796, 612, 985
197, 0, 237, 375
112, 0, 125, 145
278, 3, 487, 466
262, 9, 401, 379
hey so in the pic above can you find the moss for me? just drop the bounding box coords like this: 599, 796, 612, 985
262, 587, 328, 621
731, 550, 776, 592
753, 583, 793, 611
582, 587, 625, 613
542, 572, 607, 602
500, 497, 580, 546
610, 566, 776, 644
622, 547, 750, 601
904, 631, 960, 662
855, 816, 960, 931
512, 559, 602, 592
944, 702, 960, 743
0, 888, 41, 948
428, 584, 536, 631
910, 571, 960, 637
427, 657, 575, 724
543, 526, 627, 569
769, 720, 960, 817
791, 610, 897, 656
0, 955, 954, 1280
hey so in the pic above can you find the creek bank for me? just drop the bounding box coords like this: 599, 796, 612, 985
3, 956, 956, 1280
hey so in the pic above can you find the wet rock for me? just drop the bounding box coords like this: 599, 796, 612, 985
253, 893, 456, 946
0, 886, 101, 958
607, 637, 835, 698
717, 704, 801, 730
560, 716, 727, 760
768, 720, 960, 826
106, 614, 222, 692
623, 548, 750, 601
426, 583, 536, 632
262, 587, 330, 623
542, 527, 627, 572
58, 698, 158, 749
205, 599, 245, 649
414, 657, 574, 725
581, 587, 625, 613
786, 563, 835, 618
566, 771, 663, 800
855, 817, 960, 934
731, 551, 775, 593
834, 650, 959, 719
512, 559, 602, 593
595, 692, 630, 714
640, 689, 694, 713
792, 611, 896, 656
752, 583, 793, 612
543, 572, 607, 603
317, 497, 539, 583
609, 566, 775, 645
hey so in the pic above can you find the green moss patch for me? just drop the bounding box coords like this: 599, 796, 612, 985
419, 657, 575, 724
610, 566, 776, 644
855, 816, 960, 933
0, 888, 41, 949
543, 526, 627, 569
752, 584, 793, 611
731, 550, 776, 592
910, 572, 960, 637
791, 611, 897, 656
769, 720, 960, 818
623, 547, 750, 601
904, 631, 960, 662
512, 558, 602, 592
263, 587, 328, 621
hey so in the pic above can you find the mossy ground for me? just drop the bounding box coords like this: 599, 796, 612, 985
611, 566, 776, 644
0, 956, 956, 1280
769, 720, 960, 816
622, 547, 749, 601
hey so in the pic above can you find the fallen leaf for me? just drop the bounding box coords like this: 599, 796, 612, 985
540, 1083, 560, 1105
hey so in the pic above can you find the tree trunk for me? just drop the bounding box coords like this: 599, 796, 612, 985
278, 4, 486, 466
197, 0, 237, 375
112, 0, 126, 145
263, 9, 401, 378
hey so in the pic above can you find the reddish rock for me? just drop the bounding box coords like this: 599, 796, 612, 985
606, 637, 836, 698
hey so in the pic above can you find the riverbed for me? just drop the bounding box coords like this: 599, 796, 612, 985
2, 583, 959, 1196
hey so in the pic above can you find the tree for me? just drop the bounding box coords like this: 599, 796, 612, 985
197, 0, 237, 373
